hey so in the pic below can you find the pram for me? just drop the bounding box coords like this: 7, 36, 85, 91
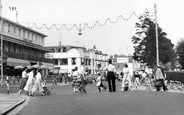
124, 80, 129, 91
42, 82, 53, 95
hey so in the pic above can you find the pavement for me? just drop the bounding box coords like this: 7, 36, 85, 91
0, 82, 70, 115
0, 94, 26, 115
0, 82, 183, 115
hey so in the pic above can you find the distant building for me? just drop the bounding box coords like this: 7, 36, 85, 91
112, 54, 140, 76
45, 45, 108, 75
0, 16, 53, 76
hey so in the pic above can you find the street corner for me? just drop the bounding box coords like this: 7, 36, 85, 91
0, 93, 26, 115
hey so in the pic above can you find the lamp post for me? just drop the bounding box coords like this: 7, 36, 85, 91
0, 0, 3, 85
154, 3, 159, 65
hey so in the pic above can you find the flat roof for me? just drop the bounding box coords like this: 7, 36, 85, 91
1, 16, 47, 37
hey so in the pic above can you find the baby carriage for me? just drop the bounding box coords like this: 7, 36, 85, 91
42, 82, 53, 95
124, 80, 129, 91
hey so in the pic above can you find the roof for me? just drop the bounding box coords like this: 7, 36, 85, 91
0, 16, 47, 37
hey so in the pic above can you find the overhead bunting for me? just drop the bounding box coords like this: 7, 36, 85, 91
19, 9, 153, 32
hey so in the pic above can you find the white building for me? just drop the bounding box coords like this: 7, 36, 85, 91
46, 45, 108, 75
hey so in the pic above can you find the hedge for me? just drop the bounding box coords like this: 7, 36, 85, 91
165, 71, 184, 84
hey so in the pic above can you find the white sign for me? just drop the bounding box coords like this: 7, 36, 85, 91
117, 58, 128, 63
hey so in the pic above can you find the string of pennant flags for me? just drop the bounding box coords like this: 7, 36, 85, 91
19, 9, 154, 33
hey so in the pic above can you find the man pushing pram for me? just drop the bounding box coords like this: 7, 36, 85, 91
72, 66, 82, 93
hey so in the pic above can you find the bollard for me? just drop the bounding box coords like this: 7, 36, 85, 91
7, 83, 9, 94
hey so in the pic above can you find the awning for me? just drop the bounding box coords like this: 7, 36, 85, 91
6, 58, 31, 67
42, 62, 54, 67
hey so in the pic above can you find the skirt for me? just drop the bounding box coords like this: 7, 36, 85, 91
19, 78, 27, 90
72, 77, 81, 87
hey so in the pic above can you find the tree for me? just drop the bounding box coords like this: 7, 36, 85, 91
176, 38, 184, 69
131, 11, 174, 67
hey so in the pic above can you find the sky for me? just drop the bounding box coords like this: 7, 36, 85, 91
1, 0, 184, 55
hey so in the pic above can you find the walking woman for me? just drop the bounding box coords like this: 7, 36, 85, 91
72, 67, 81, 92
17, 67, 28, 95
80, 62, 87, 93
103, 59, 116, 92
120, 63, 132, 91
32, 69, 45, 96
24, 68, 36, 96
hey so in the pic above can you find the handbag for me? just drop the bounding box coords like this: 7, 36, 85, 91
155, 80, 161, 87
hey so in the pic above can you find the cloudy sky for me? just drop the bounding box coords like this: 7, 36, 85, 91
2, 0, 184, 55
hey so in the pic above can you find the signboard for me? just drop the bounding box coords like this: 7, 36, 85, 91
117, 57, 128, 63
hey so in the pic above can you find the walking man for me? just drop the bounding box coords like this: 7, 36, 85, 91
103, 59, 116, 92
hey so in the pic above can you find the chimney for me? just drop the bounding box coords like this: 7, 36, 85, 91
58, 41, 61, 46
7, 6, 18, 23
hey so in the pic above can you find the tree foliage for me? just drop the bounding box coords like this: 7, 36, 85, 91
131, 11, 174, 67
176, 38, 184, 69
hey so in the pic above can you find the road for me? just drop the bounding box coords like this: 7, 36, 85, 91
6, 81, 184, 115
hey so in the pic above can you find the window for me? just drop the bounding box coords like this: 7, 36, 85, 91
23, 30, 25, 38
89, 59, 91, 66
19, 28, 21, 36
14, 26, 16, 34
72, 58, 76, 65
51, 49, 55, 52
58, 48, 61, 52
60, 58, 68, 65
53, 59, 58, 65
8, 24, 10, 33
63, 47, 67, 52
28, 32, 29, 39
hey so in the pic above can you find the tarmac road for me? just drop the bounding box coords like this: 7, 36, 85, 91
13, 81, 184, 115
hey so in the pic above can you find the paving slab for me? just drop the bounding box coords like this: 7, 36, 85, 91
0, 94, 25, 115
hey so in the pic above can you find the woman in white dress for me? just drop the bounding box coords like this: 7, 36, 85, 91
24, 68, 36, 96
32, 69, 44, 96
120, 64, 132, 91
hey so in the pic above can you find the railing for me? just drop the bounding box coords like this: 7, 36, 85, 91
4, 51, 53, 63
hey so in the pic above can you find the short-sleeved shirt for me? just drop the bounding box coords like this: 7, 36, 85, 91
103, 64, 116, 72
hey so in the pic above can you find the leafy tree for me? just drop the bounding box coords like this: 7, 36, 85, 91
131, 11, 174, 67
176, 38, 184, 69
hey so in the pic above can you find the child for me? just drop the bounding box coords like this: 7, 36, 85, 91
96, 73, 106, 92
145, 74, 153, 91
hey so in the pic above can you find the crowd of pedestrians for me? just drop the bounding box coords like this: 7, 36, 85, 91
16, 59, 169, 96
17, 67, 46, 96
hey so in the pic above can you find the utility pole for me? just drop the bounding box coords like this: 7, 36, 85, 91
154, 3, 159, 65
0, 0, 3, 85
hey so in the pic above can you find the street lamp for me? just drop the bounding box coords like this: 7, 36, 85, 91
0, 0, 3, 85
154, 3, 159, 66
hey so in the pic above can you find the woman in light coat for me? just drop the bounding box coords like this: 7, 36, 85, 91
32, 69, 44, 96
24, 68, 36, 96
120, 64, 132, 91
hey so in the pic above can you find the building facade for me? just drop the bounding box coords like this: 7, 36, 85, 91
46, 45, 108, 75
0, 17, 53, 76
112, 55, 140, 76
